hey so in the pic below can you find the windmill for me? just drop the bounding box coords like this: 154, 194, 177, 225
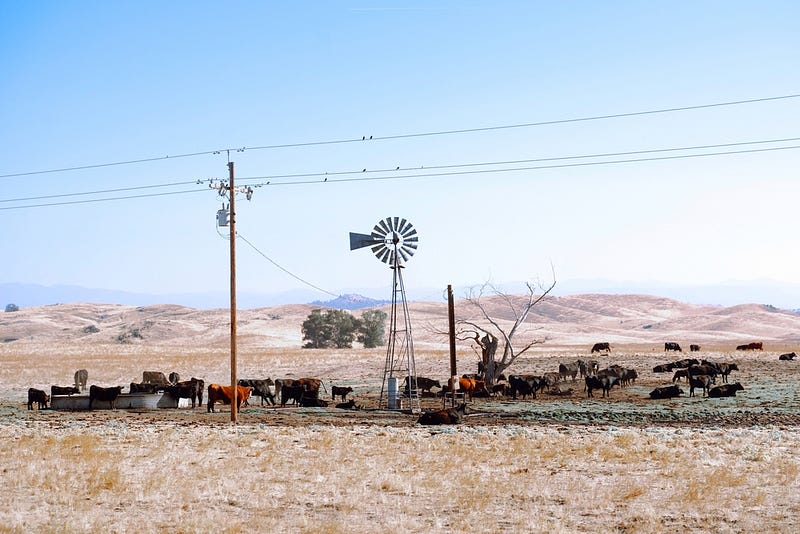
350, 217, 420, 412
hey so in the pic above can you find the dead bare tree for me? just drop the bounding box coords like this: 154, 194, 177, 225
457, 275, 556, 386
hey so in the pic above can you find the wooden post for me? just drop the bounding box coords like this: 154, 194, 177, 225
447, 284, 457, 407
228, 161, 238, 423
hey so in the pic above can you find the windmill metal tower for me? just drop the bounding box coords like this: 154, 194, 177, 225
349, 217, 420, 412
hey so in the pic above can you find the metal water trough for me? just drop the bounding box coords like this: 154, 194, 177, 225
50, 391, 187, 411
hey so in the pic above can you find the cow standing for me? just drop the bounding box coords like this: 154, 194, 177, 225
88, 385, 124, 409
207, 384, 252, 413
27, 388, 50, 410
74, 369, 88, 392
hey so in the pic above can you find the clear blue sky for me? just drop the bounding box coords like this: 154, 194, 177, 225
2, 1, 799, 303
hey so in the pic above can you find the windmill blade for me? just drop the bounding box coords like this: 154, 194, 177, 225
401, 226, 417, 239
397, 218, 410, 235
376, 247, 392, 264
376, 218, 391, 236
371, 244, 387, 256
349, 232, 381, 251
392, 216, 400, 232
398, 247, 411, 263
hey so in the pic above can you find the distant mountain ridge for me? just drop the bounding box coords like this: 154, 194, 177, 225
310, 294, 390, 310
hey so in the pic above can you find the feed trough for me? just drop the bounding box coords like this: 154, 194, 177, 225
50, 391, 183, 411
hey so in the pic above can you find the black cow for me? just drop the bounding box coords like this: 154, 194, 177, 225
585, 375, 619, 398
653, 363, 675, 373
88, 385, 124, 409
403, 376, 441, 395
51, 385, 80, 397
238, 379, 275, 406
74, 369, 88, 392
299, 396, 329, 407
27, 388, 49, 409
164, 378, 204, 408
508, 374, 545, 400
129, 382, 161, 394
689, 375, 714, 397
716, 363, 738, 383
779, 352, 796, 361
664, 342, 682, 352
558, 362, 579, 382
417, 403, 467, 425
280, 384, 305, 407
649, 385, 684, 399
689, 344, 701, 352
168, 372, 180, 385
591, 342, 611, 353
709, 383, 744, 398
331, 385, 354, 401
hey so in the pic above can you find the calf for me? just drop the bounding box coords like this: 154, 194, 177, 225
716, 363, 738, 383
206, 384, 252, 413
779, 352, 797, 361
168, 372, 180, 385
709, 383, 744, 398
689, 375, 714, 398
690, 344, 701, 352
649, 385, 684, 399
331, 385, 354, 402
27, 388, 49, 410
51, 385, 80, 397
416, 403, 467, 425
88, 385, 124, 409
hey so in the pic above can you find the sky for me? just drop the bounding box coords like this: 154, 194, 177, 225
2, 1, 800, 306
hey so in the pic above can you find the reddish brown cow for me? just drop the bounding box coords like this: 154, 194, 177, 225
417, 403, 467, 425
206, 384, 252, 413
458, 377, 489, 400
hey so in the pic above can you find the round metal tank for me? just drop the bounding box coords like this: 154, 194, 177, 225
387, 377, 399, 409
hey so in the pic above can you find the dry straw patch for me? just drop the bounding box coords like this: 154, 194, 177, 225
1, 423, 800, 532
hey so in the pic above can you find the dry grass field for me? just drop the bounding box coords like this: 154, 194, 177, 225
2, 296, 800, 533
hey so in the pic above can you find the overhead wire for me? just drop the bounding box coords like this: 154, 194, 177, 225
1, 93, 799, 179
236, 233, 340, 298
2, 140, 800, 210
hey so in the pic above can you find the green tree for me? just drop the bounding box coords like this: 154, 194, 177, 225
302, 309, 331, 348
301, 309, 362, 349
358, 309, 387, 348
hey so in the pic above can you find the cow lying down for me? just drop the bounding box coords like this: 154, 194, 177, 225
416, 403, 467, 425
649, 385, 684, 399
708, 383, 744, 398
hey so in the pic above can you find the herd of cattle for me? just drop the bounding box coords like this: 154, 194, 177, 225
24, 341, 799, 426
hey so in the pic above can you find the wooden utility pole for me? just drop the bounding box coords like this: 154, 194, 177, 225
447, 284, 457, 377
228, 161, 238, 423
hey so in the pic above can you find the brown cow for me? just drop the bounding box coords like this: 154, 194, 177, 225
206, 384, 252, 413
416, 403, 467, 425
458, 377, 489, 400
736, 342, 763, 351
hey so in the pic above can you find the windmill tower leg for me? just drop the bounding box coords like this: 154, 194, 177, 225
379, 263, 419, 413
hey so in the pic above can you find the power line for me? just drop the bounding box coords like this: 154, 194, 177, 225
235, 135, 800, 184
2, 93, 798, 179
0, 188, 206, 211
236, 233, 339, 298
4, 135, 797, 205
2, 141, 799, 211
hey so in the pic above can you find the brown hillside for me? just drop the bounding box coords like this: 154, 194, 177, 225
1, 294, 799, 349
